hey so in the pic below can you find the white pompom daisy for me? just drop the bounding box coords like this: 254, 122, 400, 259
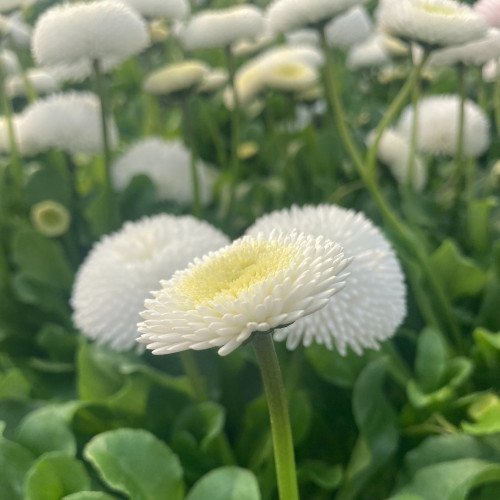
378, 0, 487, 48
72, 214, 229, 351
109, 0, 189, 19
367, 128, 427, 191
428, 28, 500, 66
0, 115, 27, 155
138, 231, 350, 356
19, 92, 119, 156
179, 5, 265, 50
397, 95, 490, 158
246, 205, 407, 355
143, 60, 209, 96
474, 0, 500, 28
6, 68, 59, 99
265, 61, 318, 93
0, 12, 31, 47
266, 0, 367, 35
325, 6, 373, 48
347, 35, 390, 70
482, 58, 499, 81
112, 138, 215, 206
0, 49, 20, 76
198, 68, 228, 94
31, 1, 149, 81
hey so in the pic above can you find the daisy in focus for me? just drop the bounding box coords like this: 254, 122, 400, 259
247, 205, 407, 355
138, 232, 350, 356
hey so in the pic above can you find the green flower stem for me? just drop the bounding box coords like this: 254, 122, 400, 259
200, 101, 228, 169
452, 64, 467, 221
0, 59, 22, 190
92, 58, 118, 232
495, 58, 500, 134
179, 351, 236, 466
180, 98, 202, 218
320, 33, 462, 349
478, 69, 487, 111
407, 53, 422, 191
224, 46, 241, 217
252, 332, 300, 500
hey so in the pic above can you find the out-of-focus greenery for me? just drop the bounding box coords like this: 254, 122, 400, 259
0, 0, 500, 499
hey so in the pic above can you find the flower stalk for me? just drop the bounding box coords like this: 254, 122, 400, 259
252, 332, 299, 500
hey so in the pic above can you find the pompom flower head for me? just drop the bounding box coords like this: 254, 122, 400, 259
110, 0, 189, 19
6, 69, 59, 99
179, 6, 264, 50
397, 94, 490, 158
325, 6, 373, 48
138, 231, 350, 356
19, 92, 118, 156
266, 0, 367, 34
72, 215, 229, 351
378, 0, 488, 48
474, 0, 500, 28
112, 138, 215, 206
247, 205, 407, 355
32, 1, 149, 81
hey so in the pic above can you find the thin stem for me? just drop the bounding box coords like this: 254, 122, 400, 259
224, 47, 241, 218
181, 98, 202, 218
407, 53, 422, 190
252, 333, 299, 500
92, 58, 118, 232
200, 100, 228, 169
179, 351, 236, 466
495, 58, 500, 134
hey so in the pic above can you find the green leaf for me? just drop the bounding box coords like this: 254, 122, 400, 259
16, 406, 76, 457
84, 428, 184, 500
462, 394, 500, 436
414, 328, 447, 393
297, 461, 343, 491
187, 467, 260, 500
467, 198, 497, 253
289, 390, 312, 445
430, 240, 487, 300
341, 359, 398, 499
25, 452, 90, 500
12, 230, 73, 290
24, 166, 72, 209
63, 494, 117, 500
473, 328, 500, 368
117, 175, 157, 221
0, 368, 31, 400
0, 435, 35, 500
396, 459, 500, 500
306, 343, 368, 388
37, 324, 77, 363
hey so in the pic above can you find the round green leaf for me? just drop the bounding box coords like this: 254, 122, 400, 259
187, 467, 261, 500
63, 493, 117, 500
84, 428, 184, 500
25, 452, 91, 500
0, 436, 35, 500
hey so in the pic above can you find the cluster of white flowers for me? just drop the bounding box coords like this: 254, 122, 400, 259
112, 138, 215, 206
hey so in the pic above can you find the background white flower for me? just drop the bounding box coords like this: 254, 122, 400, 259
474, 0, 500, 28
19, 92, 119, 156
325, 6, 373, 48
397, 95, 490, 158
72, 214, 229, 351
32, 1, 149, 81
6, 68, 59, 98
112, 137, 215, 206
247, 205, 407, 355
266, 0, 367, 34
179, 5, 264, 50
347, 35, 390, 70
138, 231, 350, 356
378, 0, 488, 47
110, 0, 189, 19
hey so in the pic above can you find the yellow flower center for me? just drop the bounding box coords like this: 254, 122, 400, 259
175, 240, 297, 305
272, 63, 305, 80
418, 3, 456, 16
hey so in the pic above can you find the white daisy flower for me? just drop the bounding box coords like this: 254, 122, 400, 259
31, 1, 149, 82
474, 0, 500, 28
429, 28, 500, 66
6, 69, 59, 99
265, 61, 318, 93
30, 200, 71, 238
482, 58, 499, 81
112, 138, 215, 206
397, 94, 490, 158
0, 12, 31, 47
231, 45, 323, 105
198, 68, 228, 94
246, 205, 407, 355
266, 0, 367, 35
286, 29, 320, 47
378, 0, 488, 48
138, 231, 350, 356
347, 35, 391, 70
19, 92, 119, 156
143, 60, 209, 96
72, 214, 229, 351
0, 115, 27, 155
232, 32, 275, 57
109, 0, 189, 19
325, 6, 373, 48
179, 5, 265, 50
0, 49, 20, 76
367, 128, 427, 191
